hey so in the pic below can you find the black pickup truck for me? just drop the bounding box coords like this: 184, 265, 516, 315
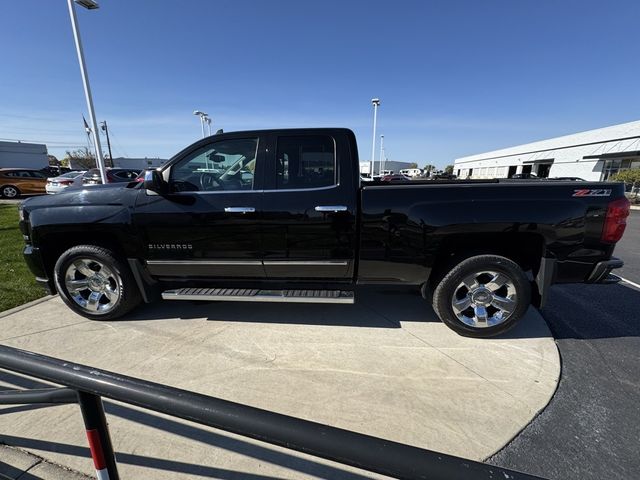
19, 128, 630, 337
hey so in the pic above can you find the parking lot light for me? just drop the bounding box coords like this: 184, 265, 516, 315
67, 0, 108, 184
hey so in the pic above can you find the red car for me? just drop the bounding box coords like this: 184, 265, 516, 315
380, 173, 411, 183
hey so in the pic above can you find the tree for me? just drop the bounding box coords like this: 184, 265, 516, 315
444, 165, 454, 175
63, 147, 96, 170
408, 162, 418, 169
611, 169, 640, 185
422, 164, 436, 177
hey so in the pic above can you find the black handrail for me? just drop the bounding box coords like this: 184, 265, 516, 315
0, 344, 543, 480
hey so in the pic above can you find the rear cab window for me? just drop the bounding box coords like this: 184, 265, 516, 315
275, 135, 336, 190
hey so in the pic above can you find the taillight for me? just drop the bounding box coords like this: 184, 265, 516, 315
59, 180, 73, 185
601, 197, 630, 243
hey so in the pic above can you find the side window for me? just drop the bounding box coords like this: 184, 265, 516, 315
276, 135, 336, 189
170, 138, 258, 192
29, 171, 47, 178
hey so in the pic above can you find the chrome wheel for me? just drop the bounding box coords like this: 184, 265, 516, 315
64, 258, 121, 314
451, 270, 517, 328
2, 186, 18, 198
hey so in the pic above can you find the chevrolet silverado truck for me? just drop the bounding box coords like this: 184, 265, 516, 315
19, 128, 630, 337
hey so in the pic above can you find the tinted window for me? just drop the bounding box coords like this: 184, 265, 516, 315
29, 171, 47, 178
114, 170, 138, 179
276, 135, 335, 189
171, 138, 258, 192
5, 171, 30, 178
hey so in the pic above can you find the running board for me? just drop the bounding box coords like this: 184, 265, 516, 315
161, 288, 355, 304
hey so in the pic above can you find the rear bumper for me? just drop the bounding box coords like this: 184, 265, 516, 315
586, 257, 624, 283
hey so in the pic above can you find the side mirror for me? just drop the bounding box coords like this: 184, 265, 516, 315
143, 169, 168, 195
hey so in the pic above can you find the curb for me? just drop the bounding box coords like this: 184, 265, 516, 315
0, 444, 90, 480
630, 205, 640, 211
0, 295, 56, 319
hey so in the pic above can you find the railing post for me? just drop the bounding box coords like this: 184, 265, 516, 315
77, 391, 120, 480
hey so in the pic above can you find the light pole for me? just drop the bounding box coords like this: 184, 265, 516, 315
370, 98, 380, 177
379, 134, 384, 174
99, 121, 113, 167
205, 116, 212, 136
193, 110, 209, 138
67, 0, 107, 184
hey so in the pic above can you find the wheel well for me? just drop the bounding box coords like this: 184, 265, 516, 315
1, 184, 20, 193
40, 233, 128, 288
427, 233, 545, 292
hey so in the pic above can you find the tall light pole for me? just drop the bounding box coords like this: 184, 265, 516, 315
379, 134, 384, 174
205, 116, 212, 136
370, 98, 380, 177
193, 110, 209, 138
67, 0, 107, 184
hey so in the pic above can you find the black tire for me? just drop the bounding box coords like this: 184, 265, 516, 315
54, 245, 141, 320
1, 185, 20, 199
432, 254, 531, 338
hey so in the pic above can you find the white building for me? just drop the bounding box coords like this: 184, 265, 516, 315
0, 141, 48, 169
454, 120, 640, 181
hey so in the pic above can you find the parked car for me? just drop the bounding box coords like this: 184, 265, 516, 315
510, 173, 539, 179
82, 168, 141, 185
399, 168, 422, 177
0, 168, 48, 198
19, 128, 630, 338
380, 173, 411, 183
45, 171, 86, 194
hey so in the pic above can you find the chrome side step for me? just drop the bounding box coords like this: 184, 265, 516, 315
161, 288, 355, 304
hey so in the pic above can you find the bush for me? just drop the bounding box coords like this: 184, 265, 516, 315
610, 169, 640, 184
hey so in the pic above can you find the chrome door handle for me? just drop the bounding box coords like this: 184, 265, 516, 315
315, 205, 348, 212
224, 207, 255, 213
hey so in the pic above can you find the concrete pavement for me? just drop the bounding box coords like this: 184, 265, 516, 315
0, 287, 559, 479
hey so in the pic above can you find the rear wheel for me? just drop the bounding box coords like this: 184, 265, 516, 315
54, 245, 141, 320
432, 255, 531, 338
1, 185, 20, 198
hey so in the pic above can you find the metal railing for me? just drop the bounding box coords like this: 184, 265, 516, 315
0, 344, 542, 480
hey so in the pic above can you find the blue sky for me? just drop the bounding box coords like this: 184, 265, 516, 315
2, 0, 640, 167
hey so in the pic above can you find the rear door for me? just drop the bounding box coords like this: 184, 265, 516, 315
261, 132, 357, 280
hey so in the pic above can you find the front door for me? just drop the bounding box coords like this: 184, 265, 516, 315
133, 135, 266, 279
261, 132, 357, 280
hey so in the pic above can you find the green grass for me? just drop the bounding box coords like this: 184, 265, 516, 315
0, 204, 46, 312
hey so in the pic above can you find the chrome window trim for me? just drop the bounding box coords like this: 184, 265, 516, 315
263, 184, 339, 193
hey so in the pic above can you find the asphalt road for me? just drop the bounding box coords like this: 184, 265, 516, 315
615, 209, 640, 285
489, 213, 640, 480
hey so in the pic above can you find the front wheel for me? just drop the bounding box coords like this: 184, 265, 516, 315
54, 245, 141, 320
1, 185, 20, 198
432, 255, 531, 338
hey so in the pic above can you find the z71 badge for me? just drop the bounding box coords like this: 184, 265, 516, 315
572, 189, 612, 197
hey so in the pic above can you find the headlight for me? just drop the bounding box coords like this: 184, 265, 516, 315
18, 204, 24, 222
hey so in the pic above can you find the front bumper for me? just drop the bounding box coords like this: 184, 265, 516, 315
586, 257, 624, 284
23, 245, 55, 294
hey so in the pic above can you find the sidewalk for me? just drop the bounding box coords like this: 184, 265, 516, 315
0, 287, 560, 479
0, 445, 89, 480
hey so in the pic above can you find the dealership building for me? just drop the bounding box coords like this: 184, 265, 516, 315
454, 119, 640, 181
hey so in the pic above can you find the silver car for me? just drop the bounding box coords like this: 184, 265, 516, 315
45, 171, 85, 194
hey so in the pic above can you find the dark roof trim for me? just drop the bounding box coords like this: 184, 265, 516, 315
583, 150, 640, 159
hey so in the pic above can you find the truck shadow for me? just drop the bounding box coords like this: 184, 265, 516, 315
124, 286, 435, 328
121, 285, 552, 340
